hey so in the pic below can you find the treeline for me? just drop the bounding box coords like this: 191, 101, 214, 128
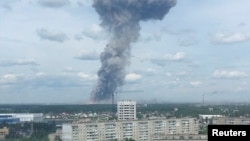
1, 122, 57, 141
0, 104, 113, 113
1, 103, 250, 117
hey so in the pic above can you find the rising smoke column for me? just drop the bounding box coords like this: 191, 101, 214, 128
91, 0, 177, 102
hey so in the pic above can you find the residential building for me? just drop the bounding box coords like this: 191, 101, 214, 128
117, 100, 136, 120
62, 117, 199, 141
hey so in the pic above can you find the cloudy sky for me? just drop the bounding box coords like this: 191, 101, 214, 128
1, 0, 250, 104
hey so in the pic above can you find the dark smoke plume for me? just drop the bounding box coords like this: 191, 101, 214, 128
91, 0, 177, 102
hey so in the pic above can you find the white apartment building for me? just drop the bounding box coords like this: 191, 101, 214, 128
117, 100, 136, 120
62, 118, 199, 141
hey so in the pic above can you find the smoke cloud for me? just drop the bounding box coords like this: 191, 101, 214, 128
91, 0, 177, 102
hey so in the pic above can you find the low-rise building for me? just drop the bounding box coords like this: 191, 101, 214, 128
153, 134, 207, 141
198, 114, 224, 120
0, 115, 20, 124
212, 117, 250, 125
0, 113, 43, 123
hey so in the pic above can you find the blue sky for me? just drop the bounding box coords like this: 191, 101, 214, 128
1, 0, 250, 104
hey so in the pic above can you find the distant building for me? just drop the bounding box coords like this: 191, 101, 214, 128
153, 134, 207, 141
0, 115, 20, 124
0, 127, 9, 140
0, 113, 43, 123
198, 114, 224, 120
198, 114, 225, 125
212, 117, 250, 125
117, 100, 136, 120
62, 117, 199, 141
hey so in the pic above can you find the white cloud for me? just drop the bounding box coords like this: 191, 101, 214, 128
146, 68, 156, 73
38, 0, 70, 8
35, 72, 46, 77
139, 32, 162, 42
77, 72, 97, 81
1, 3, 11, 11
163, 52, 186, 61
212, 32, 250, 44
150, 52, 186, 66
76, 50, 99, 60
0, 70, 96, 89
177, 71, 188, 76
179, 37, 198, 47
0, 59, 38, 67
0, 74, 17, 86
125, 73, 142, 82
37, 28, 68, 42
190, 81, 202, 86
76, 0, 92, 7
1, 73, 17, 81
77, 72, 89, 78
213, 70, 248, 79
165, 72, 172, 77
144, 68, 157, 75
82, 24, 107, 40
74, 34, 83, 41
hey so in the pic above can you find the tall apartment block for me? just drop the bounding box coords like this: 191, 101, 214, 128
117, 100, 136, 120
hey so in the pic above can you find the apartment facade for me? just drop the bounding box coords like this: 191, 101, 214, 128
117, 100, 136, 120
62, 118, 199, 141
